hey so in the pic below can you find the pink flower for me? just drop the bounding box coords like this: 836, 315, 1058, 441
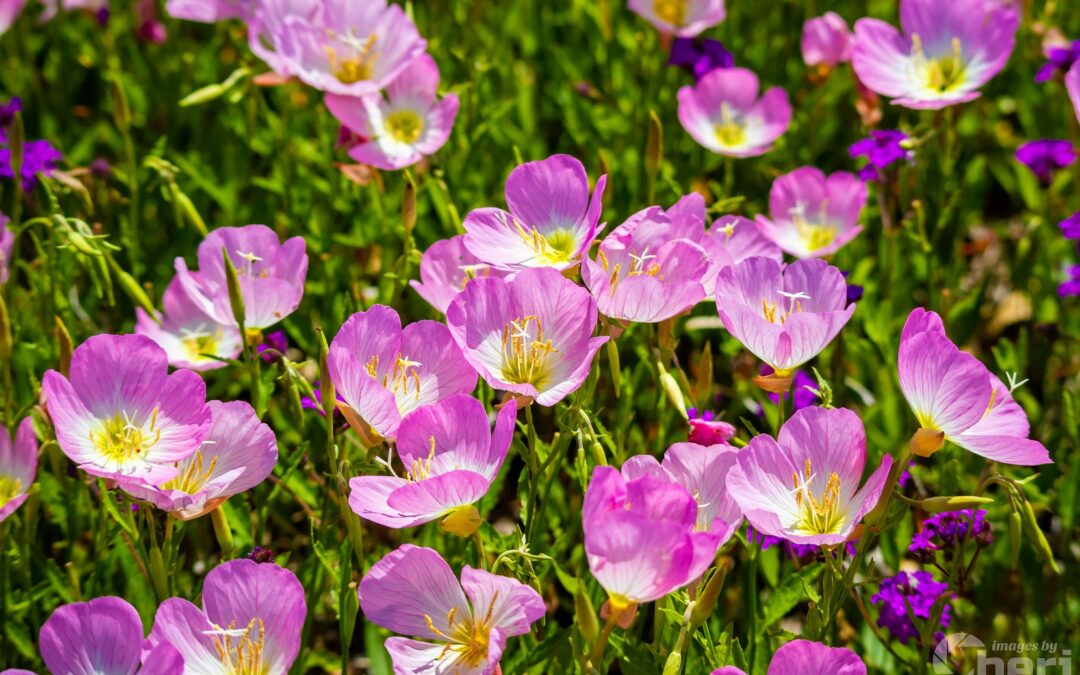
462, 154, 607, 272
897, 308, 1052, 465
627, 0, 725, 37
147, 559, 306, 674
583, 465, 720, 612
754, 167, 867, 258
0, 417, 36, 522
348, 395, 515, 533
802, 12, 854, 68
408, 235, 507, 314
713, 639, 866, 674
581, 202, 710, 323
325, 53, 459, 170
253, 0, 427, 96
174, 225, 308, 330
726, 407, 892, 547
166, 0, 248, 22
39, 597, 183, 675
42, 334, 212, 486
136, 277, 243, 372
622, 442, 743, 545
715, 257, 854, 374
1068, 62, 1080, 123
359, 544, 545, 675
446, 267, 609, 407
852, 0, 1019, 109
0, 0, 24, 34
118, 401, 277, 520
39, 0, 106, 22
678, 67, 792, 158
328, 305, 477, 441
670, 193, 782, 296
0, 212, 12, 284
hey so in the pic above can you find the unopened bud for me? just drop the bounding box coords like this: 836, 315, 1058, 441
574, 585, 600, 644
221, 247, 247, 330
690, 561, 729, 626
914, 495, 993, 513
909, 427, 945, 458
440, 505, 482, 537
1019, 500, 1059, 574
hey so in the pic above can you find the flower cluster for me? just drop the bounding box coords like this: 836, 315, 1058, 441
910, 509, 993, 561
871, 570, 953, 645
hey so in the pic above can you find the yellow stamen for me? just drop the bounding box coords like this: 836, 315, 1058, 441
791, 458, 846, 536
366, 353, 423, 402
508, 214, 578, 265
324, 33, 378, 84
499, 315, 557, 388
89, 408, 162, 464
653, 0, 686, 26
384, 109, 424, 144
424, 591, 500, 668
161, 450, 219, 494
210, 618, 267, 675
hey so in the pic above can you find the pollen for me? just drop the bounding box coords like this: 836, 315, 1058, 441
161, 449, 219, 495
425, 590, 500, 669
367, 353, 424, 402
209, 618, 268, 675
508, 213, 578, 265
325, 32, 378, 84
90, 408, 162, 465
384, 109, 424, 144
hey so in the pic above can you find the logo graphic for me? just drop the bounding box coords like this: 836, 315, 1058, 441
933, 633, 985, 674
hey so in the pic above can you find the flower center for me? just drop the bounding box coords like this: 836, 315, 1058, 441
912, 34, 966, 93
425, 592, 499, 669
207, 618, 268, 675
761, 290, 809, 325
715, 122, 745, 147
0, 475, 22, 508
791, 459, 846, 536
500, 315, 557, 387
90, 409, 161, 464
182, 330, 219, 361
385, 109, 424, 144
507, 212, 579, 265
161, 449, 219, 494
598, 248, 662, 295
653, 0, 686, 25
787, 202, 838, 252
367, 353, 423, 403
406, 437, 438, 482
234, 250, 267, 278
325, 32, 378, 84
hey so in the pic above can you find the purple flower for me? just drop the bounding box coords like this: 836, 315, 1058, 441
359, 544, 544, 674
409, 235, 508, 314
248, 545, 275, 563
1060, 212, 1080, 240
1061, 265, 1080, 297
802, 12, 854, 68
910, 509, 992, 561
257, 329, 288, 362
678, 67, 792, 158
871, 570, 952, 645
348, 395, 516, 535
849, 130, 913, 181
38, 597, 183, 675
90, 157, 112, 178
0, 139, 63, 191
0, 97, 20, 128
1015, 139, 1076, 184
669, 37, 734, 80
42, 334, 213, 486
1035, 40, 1080, 83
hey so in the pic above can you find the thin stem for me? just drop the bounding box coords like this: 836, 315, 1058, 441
589, 614, 619, 672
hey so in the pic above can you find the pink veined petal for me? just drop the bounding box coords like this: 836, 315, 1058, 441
385, 52, 440, 109
189, 400, 277, 497
662, 442, 743, 537
901, 307, 946, 341
383, 637, 480, 675
852, 18, 915, 98
146, 598, 222, 673
504, 154, 591, 234
823, 170, 867, 228
412, 93, 460, 156
348, 474, 431, 527
948, 434, 1052, 466
619, 454, 665, 481
725, 434, 802, 540
848, 454, 894, 525
40, 597, 143, 675
397, 320, 478, 416
459, 566, 546, 637
778, 407, 867, 493
445, 275, 520, 387
766, 639, 866, 675
779, 306, 855, 371
1067, 62, 1080, 124
462, 207, 558, 270
324, 93, 376, 137
358, 544, 471, 640
717, 302, 788, 368
135, 641, 185, 675
201, 559, 307, 673
384, 470, 494, 518
897, 331, 994, 434
696, 67, 761, 112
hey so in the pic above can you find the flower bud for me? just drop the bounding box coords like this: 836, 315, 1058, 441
913, 495, 993, 513
221, 246, 247, 330
909, 427, 945, 458
574, 585, 599, 644
440, 505, 482, 537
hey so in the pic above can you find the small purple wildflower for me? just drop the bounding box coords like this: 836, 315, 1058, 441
1060, 265, 1080, 297
247, 545, 276, 563
1036, 40, 1080, 83
669, 37, 734, 81
1058, 212, 1080, 240
90, 157, 112, 178
301, 387, 324, 415
840, 269, 863, 305
849, 130, 913, 181
897, 460, 916, 490
0, 139, 63, 191
257, 329, 288, 363
871, 570, 952, 645
910, 509, 992, 562
0, 98, 21, 128
1014, 140, 1076, 184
